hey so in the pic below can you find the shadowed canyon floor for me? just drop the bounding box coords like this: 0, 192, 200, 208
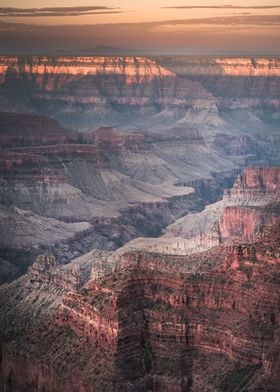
0, 56, 279, 391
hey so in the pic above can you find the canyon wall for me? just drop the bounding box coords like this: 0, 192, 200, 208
0, 55, 278, 167
0, 109, 240, 280
158, 57, 280, 101
119, 167, 280, 256
0, 56, 279, 390
0, 56, 215, 130
157, 57, 280, 77
0, 221, 279, 391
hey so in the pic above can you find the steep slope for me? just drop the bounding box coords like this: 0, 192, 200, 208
0, 218, 279, 391
0, 114, 239, 279
119, 167, 280, 255
0, 55, 279, 167
0, 56, 215, 131
0, 112, 78, 147
157, 57, 280, 165
0, 55, 279, 390
157, 57, 280, 102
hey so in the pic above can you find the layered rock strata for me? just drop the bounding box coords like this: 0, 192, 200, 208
0, 112, 239, 279
119, 167, 280, 255
0, 222, 279, 391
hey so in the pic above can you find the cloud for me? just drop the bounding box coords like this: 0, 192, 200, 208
163, 5, 280, 10
0, 6, 120, 17
0, 14, 279, 30
151, 15, 280, 27
89, 15, 280, 29
0, 14, 279, 55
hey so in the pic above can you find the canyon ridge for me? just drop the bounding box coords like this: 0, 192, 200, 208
0, 56, 279, 391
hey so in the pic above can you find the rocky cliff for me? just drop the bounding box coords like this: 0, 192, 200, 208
0, 56, 216, 131
0, 56, 175, 84
0, 112, 78, 147
158, 57, 280, 100
157, 57, 280, 77
157, 57, 280, 166
119, 167, 280, 256
0, 168, 279, 391
0, 55, 278, 167
224, 166, 280, 204
0, 110, 240, 279
0, 55, 279, 390
0, 220, 279, 391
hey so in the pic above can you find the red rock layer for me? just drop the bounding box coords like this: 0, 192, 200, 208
0, 56, 215, 111
0, 113, 78, 147
1, 223, 279, 391
219, 205, 279, 242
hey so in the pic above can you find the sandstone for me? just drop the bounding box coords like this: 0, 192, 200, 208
1, 220, 279, 391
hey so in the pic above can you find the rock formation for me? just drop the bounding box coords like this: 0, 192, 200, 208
0, 55, 279, 164
158, 57, 280, 101
0, 55, 279, 390
0, 111, 239, 279
0, 112, 78, 147
0, 219, 279, 391
119, 167, 280, 255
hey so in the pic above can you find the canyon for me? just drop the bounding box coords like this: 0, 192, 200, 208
0, 167, 279, 391
0, 56, 279, 391
122, 167, 280, 255
0, 113, 237, 279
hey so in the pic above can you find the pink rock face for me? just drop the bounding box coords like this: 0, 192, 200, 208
224, 167, 280, 208
208, 167, 280, 246
158, 57, 280, 77
0, 56, 215, 114
1, 222, 279, 391
242, 167, 280, 191
158, 167, 280, 256
230, 166, 280, 193
219, 206, 279, 243
0, 56, 175, 85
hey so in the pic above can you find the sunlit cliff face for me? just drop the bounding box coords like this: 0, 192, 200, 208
0, 56, 175, 86
1, 56, 280, 80
158, 58, 280, 77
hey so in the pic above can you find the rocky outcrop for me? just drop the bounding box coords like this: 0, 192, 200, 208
0, 149, 45, 171
0, 108, 241, 280
0, 56, 215, 126
0, 56, 175, 86
225, 167, 280, 204
88, 127, 147, 152
219, 205, 279, 243
119, 167, 280, 256
0, 56, 279, 169
0, 112, 78, 147
0, 221, 279, 391
158, 57, 280, 102
158, 57, 280, 77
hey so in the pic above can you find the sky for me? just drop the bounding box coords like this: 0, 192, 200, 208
0, 1, 279, 54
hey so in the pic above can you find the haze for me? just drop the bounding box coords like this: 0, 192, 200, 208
0, 0, 279, 54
